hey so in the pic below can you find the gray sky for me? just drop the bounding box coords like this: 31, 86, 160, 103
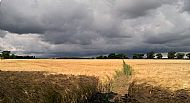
0, 0, 190, 57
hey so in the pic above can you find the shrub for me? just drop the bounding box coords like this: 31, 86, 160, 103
122, 60, 132, 76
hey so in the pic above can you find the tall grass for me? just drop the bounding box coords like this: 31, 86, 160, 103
110, 60, 133, 96
97, 60, 133, 93
98, 75, 113, 94
115, 60, 132, 77
122, 60, 132, 76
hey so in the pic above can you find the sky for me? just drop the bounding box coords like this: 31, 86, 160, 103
0, 0, 190, 57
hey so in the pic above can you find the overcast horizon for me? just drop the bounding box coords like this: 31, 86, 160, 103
0, 0, 190, 57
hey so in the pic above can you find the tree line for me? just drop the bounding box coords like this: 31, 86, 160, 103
0, 51, 35, 59
1, 51, 190, 59
95, 51, 190, 59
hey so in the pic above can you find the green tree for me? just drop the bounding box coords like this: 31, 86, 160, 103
96, 55, 104, 59
176, 53, 185, 59
147, 51, 155, 59
103, 56, 108, 59
186, 53, 190, 59
156, 53, 163, 59
108, 53, 116, 59
0, 54, 3, 60
115, 53, 128, 59
168, 51, 176, 59
2, 51, 11, 59
97, 53, 128, 59
10, 54, 16, 59
133, 53, 144, 59
133, 54, 138, 59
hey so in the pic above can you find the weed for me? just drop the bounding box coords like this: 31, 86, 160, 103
114, 60, 132, 78
122, 60, 132, 76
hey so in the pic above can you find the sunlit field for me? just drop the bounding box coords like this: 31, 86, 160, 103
0, 59, 123, 81
123, 60, 190, 91
0, 59, 190, 90
1, 59, 190, 102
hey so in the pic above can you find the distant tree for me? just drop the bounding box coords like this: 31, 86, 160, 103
2, 51, 10, 59
15, 56, 35, 59
156, 53, 163, 59
96, 53, 128, 59
108, 53, 116, 59
133, 54, 138, 59
10, 54, 16, 59
176, 53, 185, 59
147, 51, 155, 59
115, 53, 128, 59
139, 54, 144, 59
133, 53, 144, 59
91, 57, 95, 59
168, 51, 176, 59
96, 55, 104, 59
103, 56, 108, 59
186, 53, 190, 59
0, 51, 35, 59
0, 54, 3, 60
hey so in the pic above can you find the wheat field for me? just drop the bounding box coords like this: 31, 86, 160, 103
127, 59, 190, 91
0, 59, 123, 81
0, 59, 190, 91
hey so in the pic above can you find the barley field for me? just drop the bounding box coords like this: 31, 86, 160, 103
0, 59, 190, 91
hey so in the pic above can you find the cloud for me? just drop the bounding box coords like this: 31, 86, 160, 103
0, 31, 53, 54
113, 0, 177, 18
141, 4, 190, 44
183, 0, 190, 12
0, 0, 190, 57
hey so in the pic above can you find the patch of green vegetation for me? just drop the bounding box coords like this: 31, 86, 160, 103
115, 60, 132, 78
122, 60, 132, 76
111, 60, 133, 96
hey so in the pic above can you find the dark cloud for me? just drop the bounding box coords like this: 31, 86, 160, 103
0, 0, 190, 57
43, 31, 99, 45
183, 0, 190, 12
0, 0, 96, 43
113, 0, 177, 18
144, 33, 190, 44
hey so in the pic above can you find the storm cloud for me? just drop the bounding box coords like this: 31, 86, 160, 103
0, 0, 190, 57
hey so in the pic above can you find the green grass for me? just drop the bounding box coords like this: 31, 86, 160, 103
122, 60, 132, 76
115, 60, 132, 78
